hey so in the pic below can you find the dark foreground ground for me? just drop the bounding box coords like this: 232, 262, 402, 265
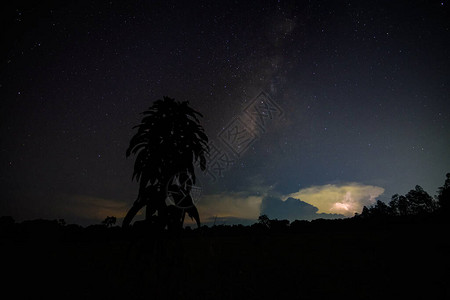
2, 220, 449, 299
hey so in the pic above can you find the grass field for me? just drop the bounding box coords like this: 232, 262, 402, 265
2, 222, 449, 299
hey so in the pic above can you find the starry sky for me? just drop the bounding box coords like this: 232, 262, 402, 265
1, 0, 449, 226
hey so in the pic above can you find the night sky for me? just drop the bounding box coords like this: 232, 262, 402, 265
1, 0, 449, 226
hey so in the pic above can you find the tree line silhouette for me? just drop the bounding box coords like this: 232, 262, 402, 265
357, 174, 449, 220
1, 172, 448, 239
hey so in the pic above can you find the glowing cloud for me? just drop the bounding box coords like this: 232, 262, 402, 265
193, 192, 263, 223
61, 195, 131, 221
284, 183, 385, 217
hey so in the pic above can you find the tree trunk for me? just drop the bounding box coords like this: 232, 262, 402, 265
122, 197, 146, 228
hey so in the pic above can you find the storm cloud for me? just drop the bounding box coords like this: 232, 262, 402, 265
284, 183, 385, 217
261, 196, 344, 221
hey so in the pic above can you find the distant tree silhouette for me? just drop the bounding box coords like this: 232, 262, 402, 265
255, 215, 290, 231
360, 202, 391, 218
370, 200, 392, 218
360, 183, 440, 220
404, 185, 435, 215
102, 216, 116, 227
290, 219, 309, 231
269, 219, 290, 231
258, 215, 270, 228
360, 206, 371, 218
389, 194, 409, 216
122, 97, 209, 230
436, 173, 450, 214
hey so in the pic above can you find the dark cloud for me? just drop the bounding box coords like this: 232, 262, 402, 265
261, 196, 344, 221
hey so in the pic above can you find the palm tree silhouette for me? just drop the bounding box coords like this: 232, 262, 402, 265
122, 96, 209, 229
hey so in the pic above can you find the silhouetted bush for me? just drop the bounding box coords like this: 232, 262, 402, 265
101, 216, 116, 227
269, 219, 290, 232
